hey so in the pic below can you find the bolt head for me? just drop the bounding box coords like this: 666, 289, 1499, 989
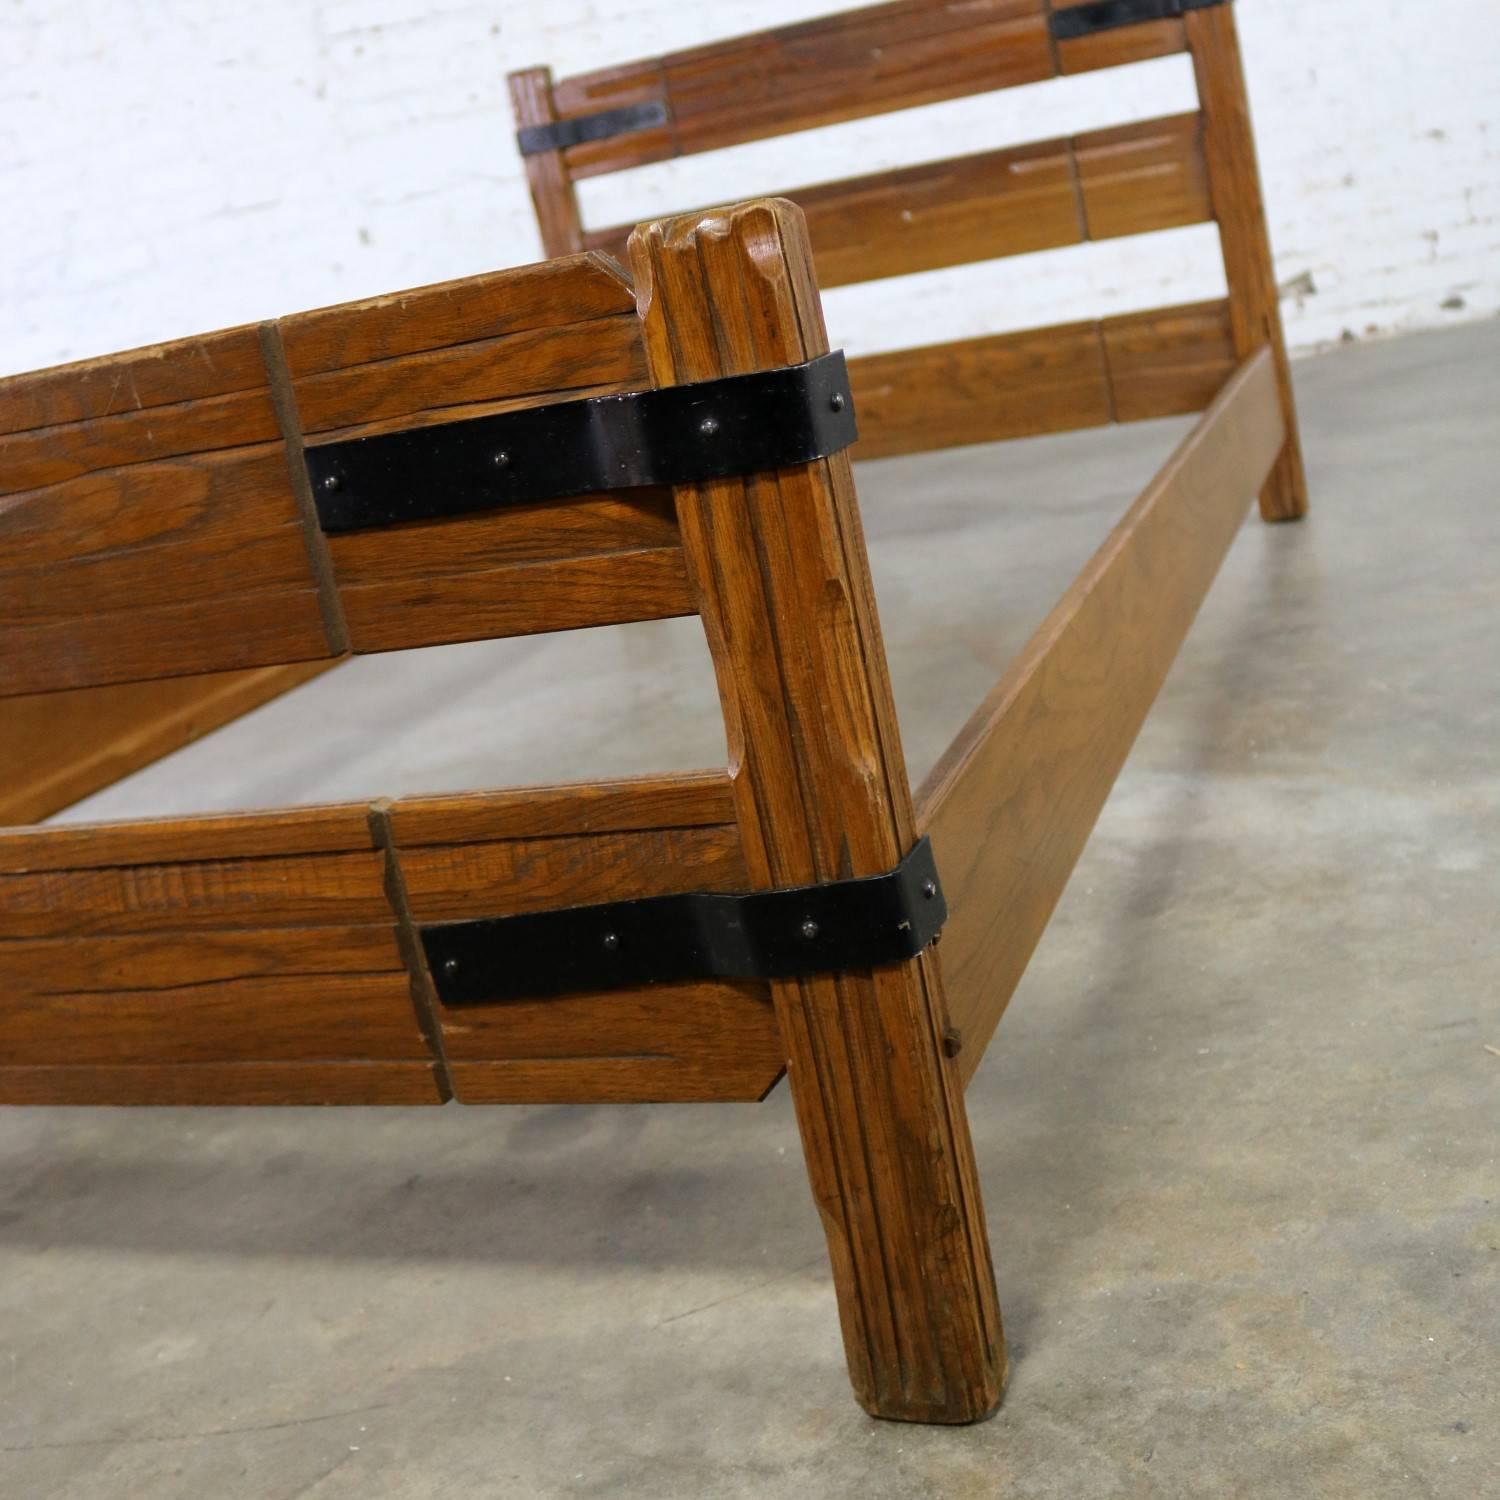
442, 957, 460, 977
602, 932, 620, 952
493, 450, 511, 468
800, 918, 820, 941
922, 880, 938, 900
321, 473, 341, 493
829, 392, 846, 412
699, 415, 719, 437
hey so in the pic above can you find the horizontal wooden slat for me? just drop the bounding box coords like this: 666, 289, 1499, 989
288, 313, 646, 436
1075, 113, 1211, 240
849, 318, 1111, 458
0, 387, 281, 497
449, 1049, 781, 1105
0, 1063, 445, 1106
0, 800, 377, 872
279, 254, 636, 377
584, 114, 1210, 290
916, 350, 1285, 1084
0, 586, 330, 698
0, 925, 404, 997
0, 849, 391, 939
0, 973, 427, 1066
1103, 298, 1237, 421
388, 770, 735, 845
389, 782, 784, 1105
848, 298, 1235, 459
399, 824, 748, 923
0, 326, 268, 438
0, 802, 442, 1103
554, 0, 1052, 177
335, 545, 694, 654
1053, 0, 1187, 75
325, 490, 678, 586
0, 665, 336, 825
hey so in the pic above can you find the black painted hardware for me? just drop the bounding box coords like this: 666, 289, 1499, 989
306, 351, 858, 533
424, 837, 947, 1006
1049, 0, 1226, 41
516, 101, 670, 156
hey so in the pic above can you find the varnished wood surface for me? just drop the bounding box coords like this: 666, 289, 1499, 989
509, 65, 588, 257
631, 199, 1004, 1423
1188, 3, 1308, 521
0, 772, 775, 1107
848, 298, 1234, 459
916, 350, 1285, 1085
0, 800, 443, 1105
390, 776, 782, 1105
1052, 0, 1186, 75
0, 251, 690, 700
0, 663, 331, 824
554, 0, 1052, 178
584, 114, 1211, 291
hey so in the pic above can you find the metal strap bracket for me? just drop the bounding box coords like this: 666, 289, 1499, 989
306, 350, 857, 534
424, 836, 948, 1006
1049, 0, 1226, 41
517, 101, 670, 156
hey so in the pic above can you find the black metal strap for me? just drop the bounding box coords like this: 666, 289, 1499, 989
1049, 0, 1226, 40
517, 101, 670, 156
306, 351, 857, 534
424, 836, 947, 1006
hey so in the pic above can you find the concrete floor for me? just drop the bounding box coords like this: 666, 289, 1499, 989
3, 321, 1497, 1497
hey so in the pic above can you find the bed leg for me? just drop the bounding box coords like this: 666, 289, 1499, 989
1189, 4, 1309, 523
628, 199, 1005, 1424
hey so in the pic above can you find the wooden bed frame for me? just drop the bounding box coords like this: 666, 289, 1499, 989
1, 0, 1304, 1429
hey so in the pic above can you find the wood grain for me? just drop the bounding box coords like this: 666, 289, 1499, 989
508, 67, 589, 257
389, 776, 783, 1105
555, 0, 1051, 177
1188, 3, 1308, 521
0, 804, 443, 1104
333, 545, 694, 654
916, 350, 1284, 1084
1101, 298, 1237, 422
0, 332, 332, 697
0, 1063, 444, 1106
278, 253, 628, 376
847, 299, 1233, 459
583, 115, 1210, 291
631, 199, 1004, 1423
1053, 0, 1186, 75
0, 325, 268, 437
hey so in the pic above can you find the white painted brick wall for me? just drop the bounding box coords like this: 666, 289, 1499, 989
3, 0, 1496, 375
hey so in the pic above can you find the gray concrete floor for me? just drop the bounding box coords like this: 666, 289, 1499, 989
4, 321, 1498, 1497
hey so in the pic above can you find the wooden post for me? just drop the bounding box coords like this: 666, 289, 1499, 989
508, 67, 585, 258
628, 200, 1005, 1423
1188, 3, 1308, 522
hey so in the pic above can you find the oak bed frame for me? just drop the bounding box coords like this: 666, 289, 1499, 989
1, 0, 1304, 1427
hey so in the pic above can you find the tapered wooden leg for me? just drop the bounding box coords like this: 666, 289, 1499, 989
628, 200, 1005, 1423
1189, 4, 1308, 523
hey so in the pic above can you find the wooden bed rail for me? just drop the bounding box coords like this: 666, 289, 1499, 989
916, 346, 1284, 1084
0, 771, 782, 1107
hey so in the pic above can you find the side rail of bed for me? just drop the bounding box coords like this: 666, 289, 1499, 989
919, 346, 1285, 1085
513, 0, 1306, 517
